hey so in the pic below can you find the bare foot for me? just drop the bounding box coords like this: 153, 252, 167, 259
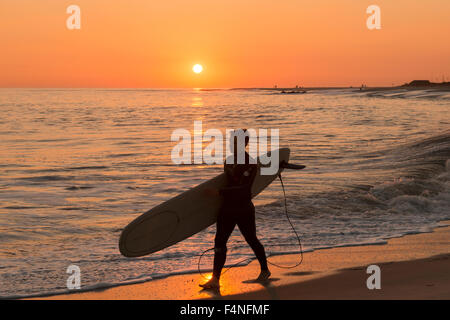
256, 270, 271, 282
199, 277, 220, 289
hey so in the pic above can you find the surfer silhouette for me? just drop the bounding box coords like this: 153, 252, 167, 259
200, 129, 270, 289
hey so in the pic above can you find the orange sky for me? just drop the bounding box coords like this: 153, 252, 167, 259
1, 0, 449, 88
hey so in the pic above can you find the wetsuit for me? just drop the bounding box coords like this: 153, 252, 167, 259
212, 152, 268, 279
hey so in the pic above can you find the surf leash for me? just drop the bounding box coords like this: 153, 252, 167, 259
266, 172, 303, 269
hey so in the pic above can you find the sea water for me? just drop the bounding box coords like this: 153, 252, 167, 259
0, 88, 449, 297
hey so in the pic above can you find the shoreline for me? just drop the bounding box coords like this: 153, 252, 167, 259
30, 221, 450, 300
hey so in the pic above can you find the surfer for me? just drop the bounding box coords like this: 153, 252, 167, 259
200, 129, 271, 289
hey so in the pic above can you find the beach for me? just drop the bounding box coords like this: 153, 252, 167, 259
35, 222, 450, 300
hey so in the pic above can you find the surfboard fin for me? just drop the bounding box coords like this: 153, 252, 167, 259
280, 161, 306, 170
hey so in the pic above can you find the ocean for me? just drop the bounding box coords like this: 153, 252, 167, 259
0, 88, 449, 298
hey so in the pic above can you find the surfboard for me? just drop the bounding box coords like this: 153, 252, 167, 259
119, 148, 290, 257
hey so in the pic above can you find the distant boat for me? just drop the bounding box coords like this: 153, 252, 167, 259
280, 90, 307, 94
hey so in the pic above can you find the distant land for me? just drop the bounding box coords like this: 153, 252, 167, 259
401, 80, 450, 88
222, 80, 450, 93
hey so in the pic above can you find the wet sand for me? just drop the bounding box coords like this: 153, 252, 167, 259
34, 221, 450, 300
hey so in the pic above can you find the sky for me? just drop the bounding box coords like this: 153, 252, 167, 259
1, 0, 449, 88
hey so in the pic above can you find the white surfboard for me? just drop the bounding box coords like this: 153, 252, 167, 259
119, 148, 290, 257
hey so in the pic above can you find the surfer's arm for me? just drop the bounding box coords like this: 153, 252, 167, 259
218, 185, 246, 196
204, 186, 245, 198
218, 164, 257, 197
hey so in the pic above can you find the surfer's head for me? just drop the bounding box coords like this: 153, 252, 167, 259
230, 129, 249, 155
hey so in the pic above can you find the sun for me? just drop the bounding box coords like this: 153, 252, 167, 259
193, 64, 203, 74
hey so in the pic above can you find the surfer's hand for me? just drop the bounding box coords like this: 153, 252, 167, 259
204, 188, 219, 197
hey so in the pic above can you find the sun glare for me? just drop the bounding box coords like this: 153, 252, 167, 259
193, 64, 203, 74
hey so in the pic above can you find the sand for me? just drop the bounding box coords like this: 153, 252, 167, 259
34, 222, 450, 300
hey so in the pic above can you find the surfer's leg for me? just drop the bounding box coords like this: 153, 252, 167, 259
237, 203, 269, 273
212, 210, 236, 279
200, 212, 236, 289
